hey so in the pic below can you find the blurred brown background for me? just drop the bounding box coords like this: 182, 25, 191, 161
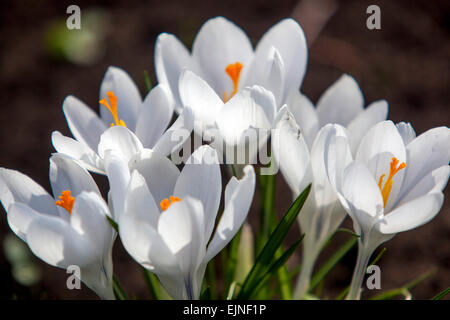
0, 0, 449, 299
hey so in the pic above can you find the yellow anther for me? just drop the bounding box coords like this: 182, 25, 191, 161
99, 91, 127, 128
55, 190, 75, 214
378, 157, 407, 207
223, 62, 243, 102
160, 196, 181, 211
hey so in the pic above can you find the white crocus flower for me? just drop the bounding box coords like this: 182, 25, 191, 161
285, 74, 388, 153
104, 145, 255, 299
0, 154, 115, 299
52, 66, 193, 174
273, 107, 351, 299
325, 120, 450, 299
156, 16, 307, 113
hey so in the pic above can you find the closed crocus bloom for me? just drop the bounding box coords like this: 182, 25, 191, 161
285, 74, 388, 153
155, 16, 307, 113
273, 107, 351, 299
325, 120, 450, 299
52, 66, 193, 174
0, 154, 116, 299
105, 145, 255, 299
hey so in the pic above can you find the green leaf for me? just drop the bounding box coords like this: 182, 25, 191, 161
106, 215, 119, 233
113, 275, 128, 300
236, 184, 311, 299
144, 70, 152, 93
225, 228, 242, 291
142, 268, 164, 300
207, 258, 218, 299
431, 287, 450, 300
200, 286, 211, 300
309, 237, 358, 292
370, 269, 436, 300
252, 236, 304, 298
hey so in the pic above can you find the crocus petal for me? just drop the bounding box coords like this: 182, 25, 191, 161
135, 85, 173, 149
70, 191, 113, 256
399, 126, 450, 201
153, 107, 194, 157
129, 149, 180, 206
205, 165, 255, 262
98, 126, 143, 163
377, 192, 444, 234
99, 66, 141, 131
174, 145, 221, 242
192, 17, 253, 97
49, 154, 101, 201
396, 122, 416, 146
103, 150, 131, 219
179, 70, 223, 132
155, 33, 193, 110
7, 203, 40, 241
285, 89, 319, 149
341, 161, 384, 234
251, 18, 307, 101
272, 107, 311, 197
216, 86, 276, 147
0, 168, 57, 216
396, 165, 450, 206
51, 131, 104, 174
26, 214, 97, 268
316, 74, 364, 127
347, 100, 388, 154
62, 95, 107, 151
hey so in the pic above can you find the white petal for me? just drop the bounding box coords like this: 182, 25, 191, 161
396, 122, 416, 146
251, 18, 308, 101
205, 165, 255, 262
174, 145, 221, 242
103, 150, 131, 219
399, 126, 450, 200
316, 74, 364, 127
125, 170, 160, 228
347, 100, 388, 154
216, 85, 276, 146
377, 192, 444, 234
49, 154, 101, 201
135, 85, 173, 149
63, 95, 107, 151
272, 106, 311, 196
341, 161, 384, 234
155, 33, 193, 110
285, 89, 319, 149
129, 149, 180, 205
397, 165, 450, 206
179, 70, 223, 132
325, 130, 353, 193
192, 17, 253, 96
98, 126, 143, 163
7, 203, 40, 241
52, 131, 104, 174
99, 66, 142, 131
26, 214, 97, 268
153, 107, 194, 157
0, 168, 57, 216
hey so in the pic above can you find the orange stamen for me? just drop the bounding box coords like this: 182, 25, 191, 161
55, 190, 75, 214
223, 62, 243, 102
99, 91, 127, 127
160, 196, 181, 211
378, 157, 407, 207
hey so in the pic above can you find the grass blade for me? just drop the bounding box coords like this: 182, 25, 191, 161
431, 287, 450, 300
237, 184, 311, 299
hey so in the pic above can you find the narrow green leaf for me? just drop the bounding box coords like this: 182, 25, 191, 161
207, 258, 218, 299
200, 286, 211, 300
309, 237, 358, 292
225, 228, 241, 291
369, 247, 386, 266
431, 287, 450, 300
370, 269, 436, 300
336, 228, 360, 238
144, 70, 152, 93
113, 275, 128, 300
142, 268, 163, 300
106, 215, 119, 233
237, 184, 311, 299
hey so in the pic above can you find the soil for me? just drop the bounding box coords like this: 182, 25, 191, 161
0, 0, 449, 299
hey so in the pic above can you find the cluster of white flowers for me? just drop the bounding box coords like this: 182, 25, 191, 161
0, 16, 448, 300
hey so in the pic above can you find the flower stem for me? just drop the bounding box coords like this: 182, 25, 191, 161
347, 242, 373, 300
